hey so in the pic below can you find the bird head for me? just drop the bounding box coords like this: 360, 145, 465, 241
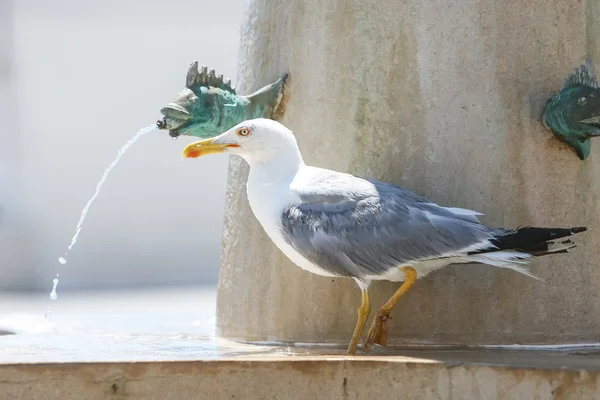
181, 118, 300, 165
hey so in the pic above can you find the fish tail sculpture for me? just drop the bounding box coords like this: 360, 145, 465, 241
157, 61, 288, 138
542, 58, 600, 160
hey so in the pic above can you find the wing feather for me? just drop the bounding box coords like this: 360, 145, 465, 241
279, 168, 495, 279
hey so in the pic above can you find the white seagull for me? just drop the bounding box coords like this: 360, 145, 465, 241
182, 118, 587, 355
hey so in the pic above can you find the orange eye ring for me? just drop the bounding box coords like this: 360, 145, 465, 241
237, 127, 251, 137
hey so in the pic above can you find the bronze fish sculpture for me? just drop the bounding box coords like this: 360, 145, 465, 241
157, 61, 288, 139
543, 59, 600, 160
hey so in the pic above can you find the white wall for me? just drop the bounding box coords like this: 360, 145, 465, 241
0, 0, 242, 291
0, 0, 34, 291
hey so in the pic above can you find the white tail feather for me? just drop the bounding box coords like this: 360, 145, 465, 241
468, 251, 544, 281
466, 239, 578, 282
547, 239, 576, 253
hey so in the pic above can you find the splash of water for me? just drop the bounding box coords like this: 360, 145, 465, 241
58, 124, 156, 264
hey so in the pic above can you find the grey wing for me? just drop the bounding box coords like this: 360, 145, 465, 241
279, 174, 495, 279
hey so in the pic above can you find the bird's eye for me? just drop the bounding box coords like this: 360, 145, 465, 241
237, 127, 251, 137
578, 96, 587, 106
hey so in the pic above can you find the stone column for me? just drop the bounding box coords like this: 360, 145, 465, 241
216, 0, 600, 345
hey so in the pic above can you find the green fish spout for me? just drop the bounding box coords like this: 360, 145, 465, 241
157, 61, 288, 138
542, 59, 600, 160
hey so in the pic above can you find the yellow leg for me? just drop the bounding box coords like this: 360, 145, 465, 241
363, 267, 417, 353
346, 288, 371, 355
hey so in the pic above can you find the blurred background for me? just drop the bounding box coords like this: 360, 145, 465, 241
0, 0, 244, 295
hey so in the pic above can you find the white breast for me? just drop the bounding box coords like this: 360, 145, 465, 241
245, 166, 338, 278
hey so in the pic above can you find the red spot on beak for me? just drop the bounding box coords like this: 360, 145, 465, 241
187, 150, 201, 158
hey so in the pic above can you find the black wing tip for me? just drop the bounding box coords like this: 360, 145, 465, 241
480, 226, 587, 256
511, 226, 587, 234
571, 226, 587, 234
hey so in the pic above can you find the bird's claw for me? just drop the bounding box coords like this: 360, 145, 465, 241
373, 315, 391, 346
363, 312, 391, 353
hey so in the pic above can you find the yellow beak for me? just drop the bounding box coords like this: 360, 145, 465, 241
182, 138, 240, 158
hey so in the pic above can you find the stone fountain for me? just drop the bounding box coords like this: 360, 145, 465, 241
3, 0, 600, 398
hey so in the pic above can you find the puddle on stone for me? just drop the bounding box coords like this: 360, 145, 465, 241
3, 288, 600, 368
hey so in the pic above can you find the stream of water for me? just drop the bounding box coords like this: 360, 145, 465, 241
51, 124, 157, 300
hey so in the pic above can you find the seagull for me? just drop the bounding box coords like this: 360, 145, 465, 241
182, 118, 587, 355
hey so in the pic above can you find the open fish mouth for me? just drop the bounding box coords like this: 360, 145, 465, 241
168, 122, 191, 138
580, 114, 600, 127
156, 117, 190, 138
158, 104, 194, 137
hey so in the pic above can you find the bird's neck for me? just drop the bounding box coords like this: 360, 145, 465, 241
246, 148, 305, 186
245, 150, 304, 228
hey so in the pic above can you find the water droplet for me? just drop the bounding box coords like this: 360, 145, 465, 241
58, 257, 67, 265
578, 96, 587, 106
49, 275, 59, 300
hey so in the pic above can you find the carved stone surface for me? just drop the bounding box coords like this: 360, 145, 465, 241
157, 61, 288, 138
543, 59, 600, 160
217, 0, 600, 347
